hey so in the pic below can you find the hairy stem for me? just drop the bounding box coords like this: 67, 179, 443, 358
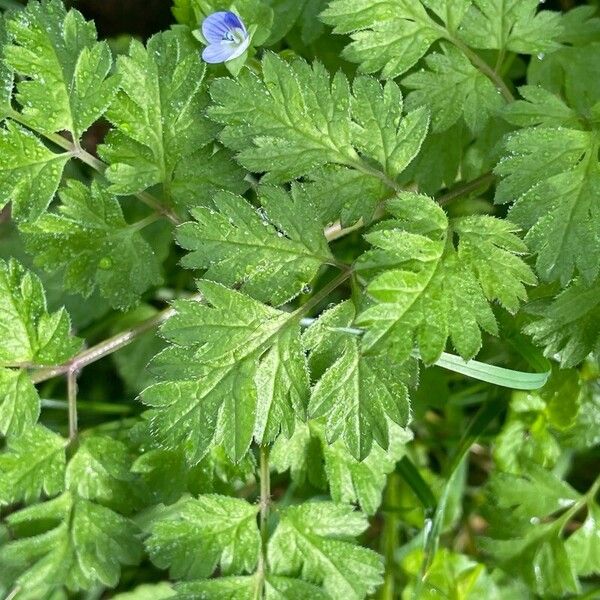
31, 308, 178, 384
256, 445, 271, 598
6, 109, 181, 224
67, 368, 78, 441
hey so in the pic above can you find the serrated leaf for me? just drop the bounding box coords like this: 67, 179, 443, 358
321, 0, 446, 78
350, 77, 429, 178
0, 122, 70, 221
528, 42, 600, 117
4, 0, 119, 138
0, 17, 13, 113
502, 85, 580, 128
480, 466, 587, 597
143, 281, 308, 462
304, 301, 414, 459
21, 180, 161, 309
356, 194, 533, 363
0, 259, 81, 365
453, 215, 536, 313
525, 279, 600, 367
497, 125, 600, 284
0, 425, 66, 505
21, 180, 162, 310
403, 43, 503, 134
300, 166, 389, 227
309, 337, 412, 460
268, 502, 383, 599
0, 368, 39, 437
0, 492, 142, 594
272, 420, 410, 514
176, 186, 332, 306
460, 0, 563, 54
565, 504, 600, 577
171, 145, 249, 210
65, 436, 140, 514
146, 494, 260, 580
100, 28, 217, 200
209, 53, 425, 193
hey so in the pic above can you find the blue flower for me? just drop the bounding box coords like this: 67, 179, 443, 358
201, 11, 251, 64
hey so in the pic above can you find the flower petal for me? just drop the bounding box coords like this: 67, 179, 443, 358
202, 43, 236, 64
202, 11, 245, 44
227, 34, 251, 62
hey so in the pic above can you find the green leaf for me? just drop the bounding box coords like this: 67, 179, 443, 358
304, 301, 414, 459
268, 502, 383, 599
565, 504, 600, 577
143, 281, 308, 462
310, 340, 412, 460
300, 166, 389, 227
0, 122, 70, 221
21, 180, 162, 310
65, 436, 140, 514
350, 77, 430, 179
176, 186, 333, 306
480, 466, 588, 597
100, 28, 218, 201
0, 492, 142, 594
176, 575, 330, 600
0, 259, 81, 365
402, 548, 501, 600
356, 194, 534, 363
146, 494, 260, 579
209, 53, 426, 190
495, 122, 600, 285
433, 352, 549, 390
175, 577, 257, 600
112, 583, 175, 600
0, 17, 13, 114
0, 368, 39, 437
321, 0, 446, 78
171, 145, 249, 210
272, 420, 411, 514
460, 0, 563, 54
0, 425, 66, 505
525, 279, 600, 367
4, 0, 119, 138
502, 85, 580, 128
403, 43, 503, 134
528, 43, 600, 116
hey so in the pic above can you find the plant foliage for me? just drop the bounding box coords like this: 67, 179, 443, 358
0, 0, 599, 598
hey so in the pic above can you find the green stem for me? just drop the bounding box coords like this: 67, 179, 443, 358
379, 472, 402, 600
437, 172, 495, 206
128, 212, 162, 232
255, 445, 271, 599
449, 37, 515, 103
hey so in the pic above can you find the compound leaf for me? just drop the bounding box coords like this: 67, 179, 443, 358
176, 186, 333, 306
143, 281, 308, 463
22, 180, 162, 310
268, 502, 383, 599
146, 494, 260, 579
0, 425, 66, 505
